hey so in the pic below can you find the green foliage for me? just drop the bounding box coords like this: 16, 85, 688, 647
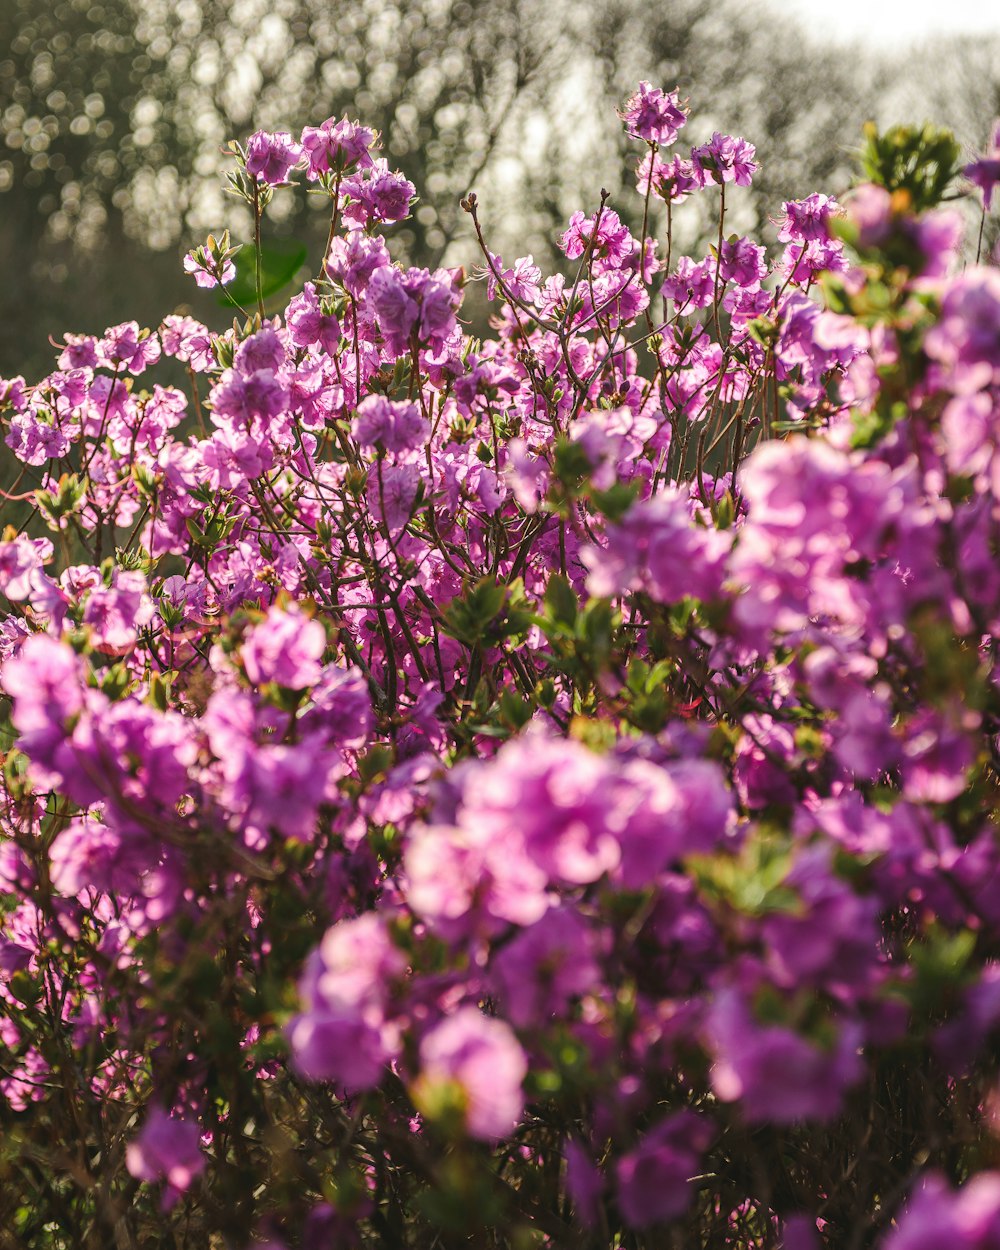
858, 121, 962, 211
222, 238, 309, 310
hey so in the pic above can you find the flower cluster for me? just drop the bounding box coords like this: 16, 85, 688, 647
0, 96, 998, 1250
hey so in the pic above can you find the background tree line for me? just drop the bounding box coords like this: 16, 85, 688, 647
1, 0, 997, 378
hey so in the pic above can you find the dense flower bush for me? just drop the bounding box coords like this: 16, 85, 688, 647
2, 84, 1000, 1248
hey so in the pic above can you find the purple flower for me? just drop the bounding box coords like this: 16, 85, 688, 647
964, 120, 1000, 210
885, 1172, 1000, 1250
732, 713, 798, 810
924, 269, 1000, 394
492, 906, 601, 1027
615, 1111, 712, 1228
707, 989, 863, 1124
718, 236, 767, 290
479, 252, 542, 304
352, 395, 429, 454
780, 1215, 823, 1250
126, 1108, 205, 1205
583, 486, 731, 606
245, 129, 302, 184
48, 816, 141, 897
458, 733, 623, 886
288, 916, 405, 1089
242, 603, 326, 689
614, 756, 735, 887
99, 321, 161, 374
183, 250, 235, 289
245, 741, 337, 842
404, 817, 550, 938
233, 326, 286, 375
662, 256, 715, 309
288, 1010, 397, 1091
899, 706, 975, 803
778, 193, 840, 243
159, 315, 215, 372
417, 1007, 527, 1140
300, 117, 376, 180
2, 635, 86, 789
0, 536, 51, 602
325, 230, 391, 297
83, 569, 155, 655
298, 665, 373, 749
285, 282, 341, 353
200, 425, 274, 488
209, 368, 287, 430
847, 183, 962, 276
564, 1139, 604, 1228
367, 461, 423, 533
691, 133, 758, 187
560, 208, 637, 272
368, 266, 461, 358
636, 151, 700, 203
620, 82, 688, 147
56, 333, 99, 369
341, 159, 415, 227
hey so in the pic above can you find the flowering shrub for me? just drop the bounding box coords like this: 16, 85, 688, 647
1, 82, 1000, 1248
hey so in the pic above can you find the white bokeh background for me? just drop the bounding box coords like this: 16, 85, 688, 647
775, 0, 1000, 45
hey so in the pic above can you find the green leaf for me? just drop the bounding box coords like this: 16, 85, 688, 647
590, 480, 640, 522
220, 238, 309, 308
441, 577, 509, 645
544, 573, 578, 628
858, 121, 962, 212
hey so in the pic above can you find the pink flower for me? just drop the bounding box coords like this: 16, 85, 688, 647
341, 159, 415, 227
183, 250, 235, 289
98, 321, 162, 374
288, 1011, 397, 1091
242, 603, 326, 689
491, 906, 601, 1027
691, 132, 758, 187
245, 129, 302, 184
285, 282, 341, 353
418, 1007, 527, 1140
289, 914, 405, 1091
778, 193, 840, 243
560, 208, 637, 272
325, 230, 391, 297
707, 989, 863, 1124
160, 314, 215, 372
300, 117, 376, 180
964, 120, 1000, 210
126, 1108, 205, 1206
615, 1112, 712, 1228
0, 536, 50, 602
885, 1172, 1000, 1250
368, 266, 461, 358
352, 395, 429, 453
636, 151, 699, 203
620, 82, 687, 147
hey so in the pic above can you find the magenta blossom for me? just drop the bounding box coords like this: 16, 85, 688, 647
368, 265, 461, 358
242, 603, 326, 689
245, 129, 302, 184
620, 81, 688, 147
183, 249, 235, 289
126, 1108, 205, 1206
691, 132, 758, 187
417, 1007, 527, 1140
965, 120, 1000, 211
885, 1172, 1000, 1250
300, 116, 376, 179
615, 1112, 712, 1228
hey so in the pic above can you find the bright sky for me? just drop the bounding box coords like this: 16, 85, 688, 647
777, 0, 1000, 45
